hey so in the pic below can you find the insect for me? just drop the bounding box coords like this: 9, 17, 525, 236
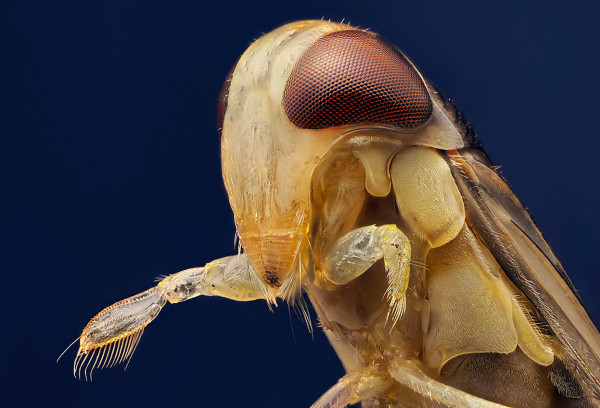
68, 20, 600, 407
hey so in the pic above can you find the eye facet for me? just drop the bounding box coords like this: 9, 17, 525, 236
283, 30, 433, 130
216, 63, 236, 136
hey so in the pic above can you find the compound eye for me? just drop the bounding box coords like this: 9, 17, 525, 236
216, 62, 237, 136
283, 30, 432, 130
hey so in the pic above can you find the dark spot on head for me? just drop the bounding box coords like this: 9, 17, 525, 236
263, 270, 281, 288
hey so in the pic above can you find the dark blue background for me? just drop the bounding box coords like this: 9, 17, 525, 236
3, 1, 600, 406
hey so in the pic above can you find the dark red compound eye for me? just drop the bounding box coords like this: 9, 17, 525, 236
283, 30, 432, 130
216, 61, 237, 136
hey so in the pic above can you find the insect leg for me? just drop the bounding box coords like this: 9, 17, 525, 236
389, 360, 508, 408
310, 377, 354, 408
74, 254, 269, 378
159, 254, 270, 304
323, 224, 411, 328
311, 368, 394, 408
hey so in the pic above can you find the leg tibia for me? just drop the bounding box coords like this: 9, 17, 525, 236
323, 224, 411, 327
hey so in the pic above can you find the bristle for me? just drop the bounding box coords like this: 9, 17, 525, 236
75, 350, 87, 380
295, 295, 313, 335
125, 334, 136, 364
113, 338, 126, 367
121, 335, 133, 365
118, 335, 129, 364
103, 341, 114, 369
409, 260, 428, 271
73, 352, 80, 378
57, 337, 79, 363
97, 344, 108, 370
275, 233, 307, 304
105, 341, 117, 368
83, 348, 96, 381
124, 332, 137, 366
114, 338, 124, 367
73, 353, 79, 379
73, 324, 148, 379
99, 342, 112, 369
89, 347, 101, 381
125, 329, 144, 370
112, 335, 126, 365
115, 336, 126, 366
109, 341, 120, 366
79, 352, 89, 380
385, 296, 407, 332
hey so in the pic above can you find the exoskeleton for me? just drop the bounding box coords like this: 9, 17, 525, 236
69, 21, 600, 407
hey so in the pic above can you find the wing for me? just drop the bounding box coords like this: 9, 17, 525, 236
446, 148, 600, 398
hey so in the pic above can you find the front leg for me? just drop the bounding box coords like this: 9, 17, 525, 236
73, 255, 269, 379
389, 360, 508, 408
323, 224, 411, 328
311, 368, 395, 408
